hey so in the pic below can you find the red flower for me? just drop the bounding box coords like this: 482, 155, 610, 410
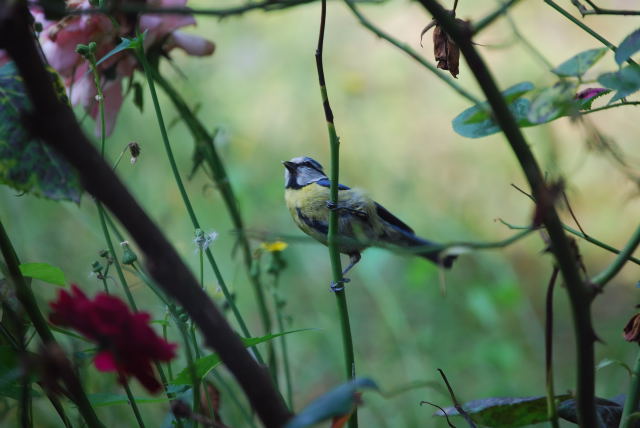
49, 285, 176, 393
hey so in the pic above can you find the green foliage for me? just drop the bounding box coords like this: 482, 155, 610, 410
0, 63, 81, 202
451, 82, 535, 138
18, 262, 66, 286
172, 329, 312, 385
616, 28, 640, 65
284, 378, 378, 428
434, 395, 571, 428
527, 81, 578, 124
95, 34, 145, 68
552, 48, 607, 77
598, 65, 640, 102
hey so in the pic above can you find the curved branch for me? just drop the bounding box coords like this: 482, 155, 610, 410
415, 1, 597, 426
0, 4, 291, 427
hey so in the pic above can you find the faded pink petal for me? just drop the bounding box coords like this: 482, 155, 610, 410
69, 68, 95, 109
41, 38, 82, 76
170, 32, 215, 56
94, 351, 117, 372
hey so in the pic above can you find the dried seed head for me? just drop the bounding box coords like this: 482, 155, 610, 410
128, 142, 141, 164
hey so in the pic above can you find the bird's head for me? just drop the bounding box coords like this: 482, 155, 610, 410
282, 156, 327, 189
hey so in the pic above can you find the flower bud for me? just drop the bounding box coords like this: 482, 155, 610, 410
120, 241, 138, 265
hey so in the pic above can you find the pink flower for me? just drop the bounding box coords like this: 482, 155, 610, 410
49, 285, 177, 393
2, 0, 214, 136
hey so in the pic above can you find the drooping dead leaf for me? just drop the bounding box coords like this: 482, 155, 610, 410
420, 11, 466, 78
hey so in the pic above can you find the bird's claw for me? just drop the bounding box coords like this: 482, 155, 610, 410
326, 201, 338, 210
330, 277, 350, 292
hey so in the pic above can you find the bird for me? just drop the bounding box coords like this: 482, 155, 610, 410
283, 156, 456, 290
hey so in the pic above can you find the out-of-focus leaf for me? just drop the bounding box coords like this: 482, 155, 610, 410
452, 82, 535, 138
132, 82, 144, 112
598, 65, 640, 102
596, 358, 632, 376
576, 88, 611, 110
0, 345, 21, 400
95, 32, 147, 68
284, 378, 379, 428
172, 329, 313, 385
552, 48, 607, 77
0, 62, 82, 202
19, 262, 66, 286
527, 81, 579, 124
616, 28, 640, 65
88, 392, 169, 407
434, 395, 570, 428
558, 397, 634, 427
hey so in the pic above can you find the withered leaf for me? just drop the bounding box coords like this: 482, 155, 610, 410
420, 13, 465, 78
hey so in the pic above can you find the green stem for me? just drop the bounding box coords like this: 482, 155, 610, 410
149, 66, 274, 354
592, 224, 640, 286
582, 102, 640, 116
416, 1, 597, 426
543, 0, 637, 65
472, 0, 522, 34
135, 41, 263, 364
123, 382, 146, 428
343, 0, 481, 105
271, 268, 293, 409
316, 1, 357, 427
620, 348, 640, 428
0, 218, 104, 428
500, 219, 640, 266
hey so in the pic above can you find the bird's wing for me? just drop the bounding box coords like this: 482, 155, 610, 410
316, 178, 351, 191
374, 203, 415, 235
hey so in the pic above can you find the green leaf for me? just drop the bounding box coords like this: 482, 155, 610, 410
596, 358, 632, 376
452, 82, 535, 138
552, 48, 608, 77
0, 62, 82, 202
598, 65, 640, 102
19, 262, 66, 286
616, 28, 640, 65
172, 329, 313, 385
95, 31, 147, 68
558, 397, 624, 427
434, 395, 571, 428
576, 88, 611, 110
88, 392, 169, 407
284, 378, 379, 428
527, 81, 579, 124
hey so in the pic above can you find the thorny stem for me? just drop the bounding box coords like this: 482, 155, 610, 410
0, 218, 104, 428
581, 102, 640, 116
343, 0, 481, 105
619, 348, 640, 428
134, 38, 264, 364
545, 267, 560, 428
416, 1, 597, 426
316, 1, 358, 427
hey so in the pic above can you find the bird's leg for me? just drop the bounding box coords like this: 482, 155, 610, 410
326, 201, 368, 219
329, 253, 361, 292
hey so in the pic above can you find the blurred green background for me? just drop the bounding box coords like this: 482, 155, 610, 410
1, 0, 639, 426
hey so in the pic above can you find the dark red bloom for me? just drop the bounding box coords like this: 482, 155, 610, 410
49, 285, 176, 393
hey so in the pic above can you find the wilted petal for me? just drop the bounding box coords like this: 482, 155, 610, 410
171, 32, 215, 56
69, 69, 95, 109
624, 313, 640, 342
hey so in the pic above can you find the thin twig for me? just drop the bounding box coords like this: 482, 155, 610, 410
472, 0, 522, 35
562, 192, 587, 237
591, 224, 640, 287
437, 369, 476, 428
420, 401, 457, 427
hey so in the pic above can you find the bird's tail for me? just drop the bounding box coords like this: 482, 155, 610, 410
395, 231, 457, 269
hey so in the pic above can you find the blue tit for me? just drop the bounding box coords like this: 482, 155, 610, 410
283, 156, 455, 289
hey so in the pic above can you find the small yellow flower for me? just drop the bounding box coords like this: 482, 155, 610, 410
261, 241, 288, 252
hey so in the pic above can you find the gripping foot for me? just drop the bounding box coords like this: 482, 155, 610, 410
330, 277, 351, 292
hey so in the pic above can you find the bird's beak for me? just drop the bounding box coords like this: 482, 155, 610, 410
282, 161, 296, 171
